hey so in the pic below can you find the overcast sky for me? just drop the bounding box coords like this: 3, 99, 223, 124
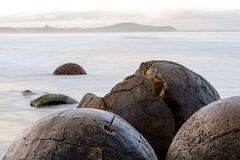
1, 0, 240, 30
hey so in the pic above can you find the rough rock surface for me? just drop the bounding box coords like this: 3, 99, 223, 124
79, 75, 175, 159
4, 108, 157, 160
79, 93, 105, 110
135, 60, 220, 131
166, 96, 240, 160
31, 94, 77, 107
53, 63, 86, 75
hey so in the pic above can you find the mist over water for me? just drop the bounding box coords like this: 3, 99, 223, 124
0, 32, 240, 157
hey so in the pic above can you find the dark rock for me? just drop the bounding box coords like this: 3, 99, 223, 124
53, 63, 86, 75
31, 94, 77, 107
166, 96, 240, 160
79, 75, 175, 159
22, 90, 35, 96
4, 108, 157, 160
135, 60, 220, 131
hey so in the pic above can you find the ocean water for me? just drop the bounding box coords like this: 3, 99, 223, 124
0, 32, 239, 157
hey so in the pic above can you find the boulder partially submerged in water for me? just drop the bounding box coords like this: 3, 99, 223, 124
31, 94, 77, 107
79, 75, 175, 159
22, 90, 35, 96
53, 63, 86, 75
135, 60, 221, 131
166, 96, 240, 160
4, 108, 157, 160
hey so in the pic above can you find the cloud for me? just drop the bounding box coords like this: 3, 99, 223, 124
0, 11, 143, 22
0, 10, 240, 30
161, 10, 240, 30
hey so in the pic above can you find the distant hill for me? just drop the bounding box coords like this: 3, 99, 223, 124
82, 22, 177, 32
0, 23, 177, 33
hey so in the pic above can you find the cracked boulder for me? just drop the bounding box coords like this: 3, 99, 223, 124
53, 63, 86, 75
78, 75, 175, 159
4, 108, 157, 160
31, 94, 78, 107
166, 96, 240, 160
135, 60, 220, 131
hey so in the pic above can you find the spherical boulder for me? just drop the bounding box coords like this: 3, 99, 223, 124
79, 75, 175, 159
135, 60, 220, 131
4, 108, 157, 160
53, 63, 86, 75
166, 96, 240, 160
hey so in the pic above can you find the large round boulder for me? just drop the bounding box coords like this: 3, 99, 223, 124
166, 96, 240, 160
53, 63, 86, 75
135, 60, 220, 131
4, 108, 157, 160
79, 75, 175, 159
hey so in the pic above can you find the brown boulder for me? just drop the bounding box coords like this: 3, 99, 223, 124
4, 108, 157, 160
135, 60, 220, 131
79, 75, 175, 159
53, 63, 86, 75
166, 96, 240, 160
78, 93, 105, 110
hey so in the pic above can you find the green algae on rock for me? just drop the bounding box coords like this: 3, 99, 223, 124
31, 94, 78, 107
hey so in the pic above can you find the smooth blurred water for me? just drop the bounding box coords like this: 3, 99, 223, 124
0, 32, 240, 157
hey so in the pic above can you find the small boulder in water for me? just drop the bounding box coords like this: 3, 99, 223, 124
30, 94, 78, 107
22, 90, 35, 96
53, 63, 86, 75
